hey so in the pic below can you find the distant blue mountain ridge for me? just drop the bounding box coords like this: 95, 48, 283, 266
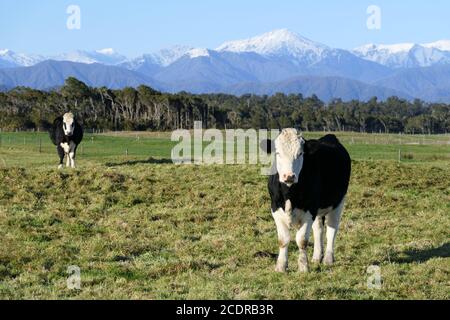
1, 29, 450, 102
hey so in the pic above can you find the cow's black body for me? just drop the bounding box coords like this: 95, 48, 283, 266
268, 134, 351, 219
49, 116, 83, 166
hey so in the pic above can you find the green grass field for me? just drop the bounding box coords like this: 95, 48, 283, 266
0, 131, 449, 299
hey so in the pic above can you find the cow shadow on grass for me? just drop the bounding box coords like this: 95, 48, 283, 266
254, 251, 278, 261
255, 243, 450, 267
253, 243, 302, 262
105, 157, 173, 167
390, 242, 450, 264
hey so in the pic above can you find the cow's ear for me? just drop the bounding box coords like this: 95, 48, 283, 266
300, 137, 305, 146
298, 132, 305, 147
298, 134, 306, 152
260, 139, 274, 154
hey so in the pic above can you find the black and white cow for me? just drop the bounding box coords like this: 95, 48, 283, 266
263, 129, 351, 272
49, 112, 84, 169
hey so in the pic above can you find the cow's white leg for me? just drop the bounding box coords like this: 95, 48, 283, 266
66, 153, 71, 167
295, 210, 313, 272
69, 141, 76, 168
312, 216, 324, 263
324, 199, 345, 265
272, 209, 290, 272
60, 143, 70, 167
70, 154, 75, 168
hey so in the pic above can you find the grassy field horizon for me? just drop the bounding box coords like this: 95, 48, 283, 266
1, 130, 449, 167
0, 131, 449, 299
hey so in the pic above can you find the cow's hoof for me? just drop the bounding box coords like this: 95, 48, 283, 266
275, 264, 287, 273
323, 253, 334, 266
312, 252, 323, 264
58, 164, 63, 170
298, 263, 309, 273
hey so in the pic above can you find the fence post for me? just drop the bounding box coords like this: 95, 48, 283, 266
39, 138, 42, 153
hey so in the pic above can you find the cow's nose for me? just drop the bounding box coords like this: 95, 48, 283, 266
282, 173, 295, 184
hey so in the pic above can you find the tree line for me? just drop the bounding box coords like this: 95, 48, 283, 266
1, 77, 449, 134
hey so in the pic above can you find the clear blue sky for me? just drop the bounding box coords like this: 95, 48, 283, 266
1, 0, 449, 57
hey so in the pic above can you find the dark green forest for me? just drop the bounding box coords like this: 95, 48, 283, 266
1, 77, 449, 134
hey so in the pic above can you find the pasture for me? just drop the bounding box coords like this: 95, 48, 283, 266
0, 131, 449, 299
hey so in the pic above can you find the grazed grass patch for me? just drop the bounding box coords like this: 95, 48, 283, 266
0, 157, 449, 299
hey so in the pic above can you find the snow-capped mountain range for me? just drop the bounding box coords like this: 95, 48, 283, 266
353, 41, 450, 68
53, 48, 128, 65
0, 48, 127, 67
3, 29, 450, 70
2, 29, 450, 102
0, 49, 44, 68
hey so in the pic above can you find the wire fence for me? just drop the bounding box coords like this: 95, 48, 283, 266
330, 133, 450, 146
0, 131, 449, 165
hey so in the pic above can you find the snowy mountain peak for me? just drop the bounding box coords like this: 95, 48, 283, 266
422, 40, 450, 51
141, 45, 194, 66
0, 49, 44, 67
96, 48, 116, 55
117, 45, 195, 72
217, 29, 329, 60
354, 43, 415, 55
52, 49, 127, 65
53, 51, 97, 64
186, 48, 210, 59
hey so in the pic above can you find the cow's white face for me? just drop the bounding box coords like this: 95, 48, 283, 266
274, 129, 305, 187
63, 113, 75, 136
